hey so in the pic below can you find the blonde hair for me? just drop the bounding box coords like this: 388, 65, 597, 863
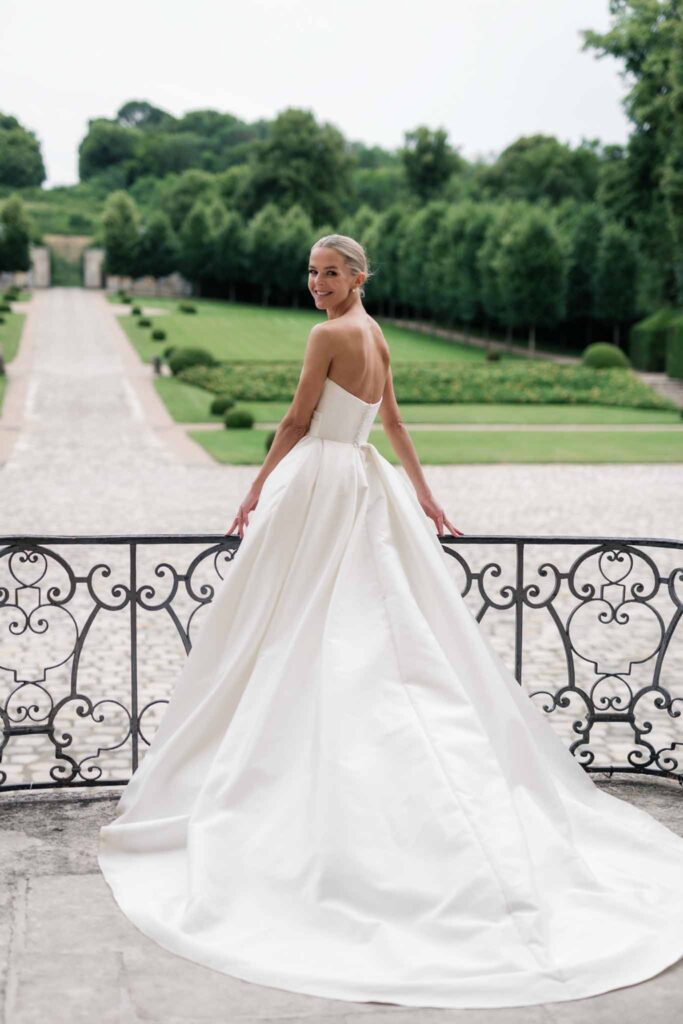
310, 233, 373, 298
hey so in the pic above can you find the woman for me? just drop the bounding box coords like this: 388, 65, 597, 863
99, 234, 683, 1010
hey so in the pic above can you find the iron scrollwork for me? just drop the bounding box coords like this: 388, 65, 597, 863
0, 533, 682, 792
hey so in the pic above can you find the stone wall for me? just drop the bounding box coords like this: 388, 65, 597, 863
105, 271, 193, 297
0, 245, 50, 288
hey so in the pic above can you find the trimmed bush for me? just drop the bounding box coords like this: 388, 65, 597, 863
0, 302, 11, 313
163, 344, 176, 360
628, 307, 676, 371
3, 290, 17, 301
666, 312, 683, 381
137, 317, 152, 327
168, 346, 219, 376
132, 305, 142, 315
582, 342, 631, 369
151, 328, 167, 341
121, 295, 132, 304
210, 394, 235, 415
0, 316, 5, 325
485, 349, 501, 361
178, 302, 197, 314
224, 408, 254, 429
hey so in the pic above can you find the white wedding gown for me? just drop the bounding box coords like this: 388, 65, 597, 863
98, 375, 683, 1009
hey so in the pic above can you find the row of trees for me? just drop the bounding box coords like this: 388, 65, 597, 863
103, 188, 638, 349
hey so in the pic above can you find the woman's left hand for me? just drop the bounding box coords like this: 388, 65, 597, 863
225, 484, 262, 538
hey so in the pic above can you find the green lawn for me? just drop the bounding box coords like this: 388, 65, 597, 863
189, 427, 683, 465
112, 295, 683, 464
0, 311, 26, 365
0, 300, 28, 415
114, 294, 522, 365
155, 376, 681, 426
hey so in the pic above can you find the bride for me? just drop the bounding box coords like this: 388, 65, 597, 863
99, 234, 683, 1010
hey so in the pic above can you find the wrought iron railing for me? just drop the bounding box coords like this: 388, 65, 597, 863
1, 533, 682, 793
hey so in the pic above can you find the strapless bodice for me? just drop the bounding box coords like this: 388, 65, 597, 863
307, 377, 382, 445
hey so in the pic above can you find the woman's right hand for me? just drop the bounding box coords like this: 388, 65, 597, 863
417, 491, 464, 537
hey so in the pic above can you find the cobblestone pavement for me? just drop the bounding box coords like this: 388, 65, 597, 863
1, 288, 683, 789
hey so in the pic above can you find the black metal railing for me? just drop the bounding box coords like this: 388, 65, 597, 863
1, 533, 682, 793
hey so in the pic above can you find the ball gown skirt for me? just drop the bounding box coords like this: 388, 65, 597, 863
98, 375, 683, 1009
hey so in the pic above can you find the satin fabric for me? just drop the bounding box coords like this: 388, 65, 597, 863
99, 376, 683, 1009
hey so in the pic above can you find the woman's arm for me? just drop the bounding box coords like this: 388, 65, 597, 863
379, 367, 464, 537
225, 324, 333, 537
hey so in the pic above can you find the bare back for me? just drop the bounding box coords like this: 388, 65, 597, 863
325, 313, 390, 405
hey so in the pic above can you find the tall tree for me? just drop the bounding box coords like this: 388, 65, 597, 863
495, 208, 568, 351
400, 126, 463, 201
244, 108, 353, 226
214, 211, 248, 303
396, 201, 450, 318
278, 204, 314, 307
178, 200, 213, 295
247, 203, 286, 306
594, 221, 640, 345
159, 169, 218, 233
478, 134, 600, 204
0, 195, 32, 272
135, 211, 179, 281
582, 1, 680, 305
564, 203, 604, 337
0, 113, 46, 188
79, 120, 140, 183
102, 191, 140, 277
363, 204, 407, 316
429, 201, 496, 334
477, 201, 526, 336
661, 11, 683, 304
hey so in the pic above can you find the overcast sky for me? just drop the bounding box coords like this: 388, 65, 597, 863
1, 0, 631, 189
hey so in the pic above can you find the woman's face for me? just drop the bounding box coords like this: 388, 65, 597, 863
308, 247, 355, 309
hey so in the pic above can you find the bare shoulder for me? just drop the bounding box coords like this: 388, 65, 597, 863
368, 316, 391, 361
307, 320, 336, 352
308, 321, 332, 341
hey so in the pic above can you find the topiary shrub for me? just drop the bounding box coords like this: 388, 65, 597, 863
178, 301, 197, 314
132, 305, 142, 315
581, 342, 631, 369
665, 312, 683, 381
151, 328, 166, 341
137, 317, 152, 327
0, 316, 5, 325
0, 302, 11, 314
168, 346, 219, 376
121, 295, 132, 304
224, 408, 254, 429
628, 307, 675, 371
485, 349, 501, 361
163, 344, 176, 360
210, 394, 235, 415
3, 291, 17, 301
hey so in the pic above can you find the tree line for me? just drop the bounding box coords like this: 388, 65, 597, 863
102, 188, 638, 350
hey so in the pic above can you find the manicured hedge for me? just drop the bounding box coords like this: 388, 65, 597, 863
177, 360, 676, 410
666, 312, 683, 380
628, 307, 676, 371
